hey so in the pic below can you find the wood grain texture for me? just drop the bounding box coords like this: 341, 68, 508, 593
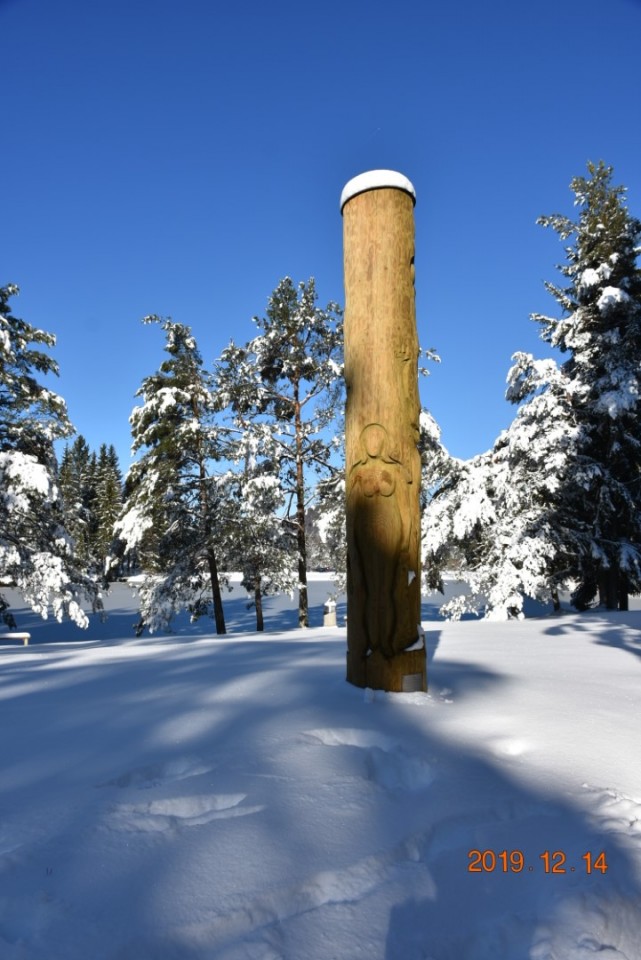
342, 184, 425, 691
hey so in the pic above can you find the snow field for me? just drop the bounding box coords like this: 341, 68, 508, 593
2, 605, 641, 957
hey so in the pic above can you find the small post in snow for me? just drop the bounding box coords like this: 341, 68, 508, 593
341, 170, 426, 692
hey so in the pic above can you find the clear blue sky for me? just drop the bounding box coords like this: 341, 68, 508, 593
3, 0, 641, 472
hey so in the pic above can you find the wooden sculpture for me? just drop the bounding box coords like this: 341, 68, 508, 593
341, 170, 426, 692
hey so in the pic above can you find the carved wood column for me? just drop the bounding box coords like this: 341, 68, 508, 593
341, 170, 426, 692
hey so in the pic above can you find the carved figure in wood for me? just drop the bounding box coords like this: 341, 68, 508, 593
347, 424, 412, 658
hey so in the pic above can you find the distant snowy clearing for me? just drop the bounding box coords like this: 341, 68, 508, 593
2, 595, 641, 958
2, 574, 609, 647
127, 571, 339, 584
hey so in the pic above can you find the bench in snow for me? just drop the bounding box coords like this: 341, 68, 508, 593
0, 633, 30, 646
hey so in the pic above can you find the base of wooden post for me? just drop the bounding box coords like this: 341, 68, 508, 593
347, 644, 427, 693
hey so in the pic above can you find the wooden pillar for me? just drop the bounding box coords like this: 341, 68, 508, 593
341, 170, 426, 692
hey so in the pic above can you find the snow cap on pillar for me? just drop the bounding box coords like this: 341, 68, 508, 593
340, 169, 416, 213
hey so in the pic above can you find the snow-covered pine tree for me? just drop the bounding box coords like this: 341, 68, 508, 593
421, 397, 574, 619
512, 161, 641, 610
95, 444, 123, 578
216, 277, 343, 627
306, 469, 346, 587
58, 441, 81, 542
423, 162, 641, 617
420, 409, 466, 595
59, 435, 96, 568
116, 316, 229, 633
0, 284, 99, 626
220, 425, 297, 631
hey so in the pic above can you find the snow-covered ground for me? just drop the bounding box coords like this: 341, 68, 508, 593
2, 584, 641, 959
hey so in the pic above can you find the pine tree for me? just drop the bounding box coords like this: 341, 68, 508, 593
306, 470, 347, 585
515, 162, 641, 610
216, 277, 343, 627
423, 163, 641, 617
220, 426, 297, 631
116, 316, 228, 633
59, 436, 94, 567
421, 403, 571, 619
59, 437, 124, 578
95, 443, 123, 578
0, 284, 98, 626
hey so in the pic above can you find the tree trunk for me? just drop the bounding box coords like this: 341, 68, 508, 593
294, 394, 308, 628
207, 548, 226, 634
296, 518, 308, 628
254, 581, 264, 632
598, 576, 607, 606
618, 575, 629, 611
551, 587, 561, 613
193, 414, 226, 635
600, 568, 619, 611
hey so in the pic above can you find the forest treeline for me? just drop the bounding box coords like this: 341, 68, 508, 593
1, 162, 640, 632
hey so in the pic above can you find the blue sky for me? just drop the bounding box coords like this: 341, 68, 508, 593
3, 0, 641, 472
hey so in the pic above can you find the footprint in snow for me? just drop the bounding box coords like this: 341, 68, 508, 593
303, 728, 434, 793
108, 793, 265, 833
581, 785, 641, 844
97, 755, 213, 790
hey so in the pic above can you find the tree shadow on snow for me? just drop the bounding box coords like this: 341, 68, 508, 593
379, 629, 641, 959
544, 610, 641, 669
2, 619, 641, 959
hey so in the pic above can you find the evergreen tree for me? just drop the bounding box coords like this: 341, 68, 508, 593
85, 449, 99, 554
216, 277, 343, 627
220, 427, 297, 631
59, 436, 94, 567
60, 437, 124, 577
306, 471, 347, 585
95, 443, 123, 578
421, 403, 571, 619
423, 163, 641, 617
516, 161, 641, 610
116, 316, 228, 633
0, 284, 98, 626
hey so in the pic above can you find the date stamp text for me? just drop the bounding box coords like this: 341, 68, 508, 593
467, 849, 608, 874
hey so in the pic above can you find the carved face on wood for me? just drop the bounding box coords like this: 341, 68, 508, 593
362, 423, 386, 460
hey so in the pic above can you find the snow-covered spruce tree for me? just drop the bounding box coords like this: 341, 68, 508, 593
0, 284, 99, 627
60, 438, 123, 578
95, 444, 123, 578
421, 394, 577, 619
514, 162, 641, 610
59, 436, 97, 569
306, 469, 347, 587
216, 278, 343, 627
420, 409, 466, 595
116, 316, 228, 634
220, 426, 297, 631
423, 162, 641, 617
